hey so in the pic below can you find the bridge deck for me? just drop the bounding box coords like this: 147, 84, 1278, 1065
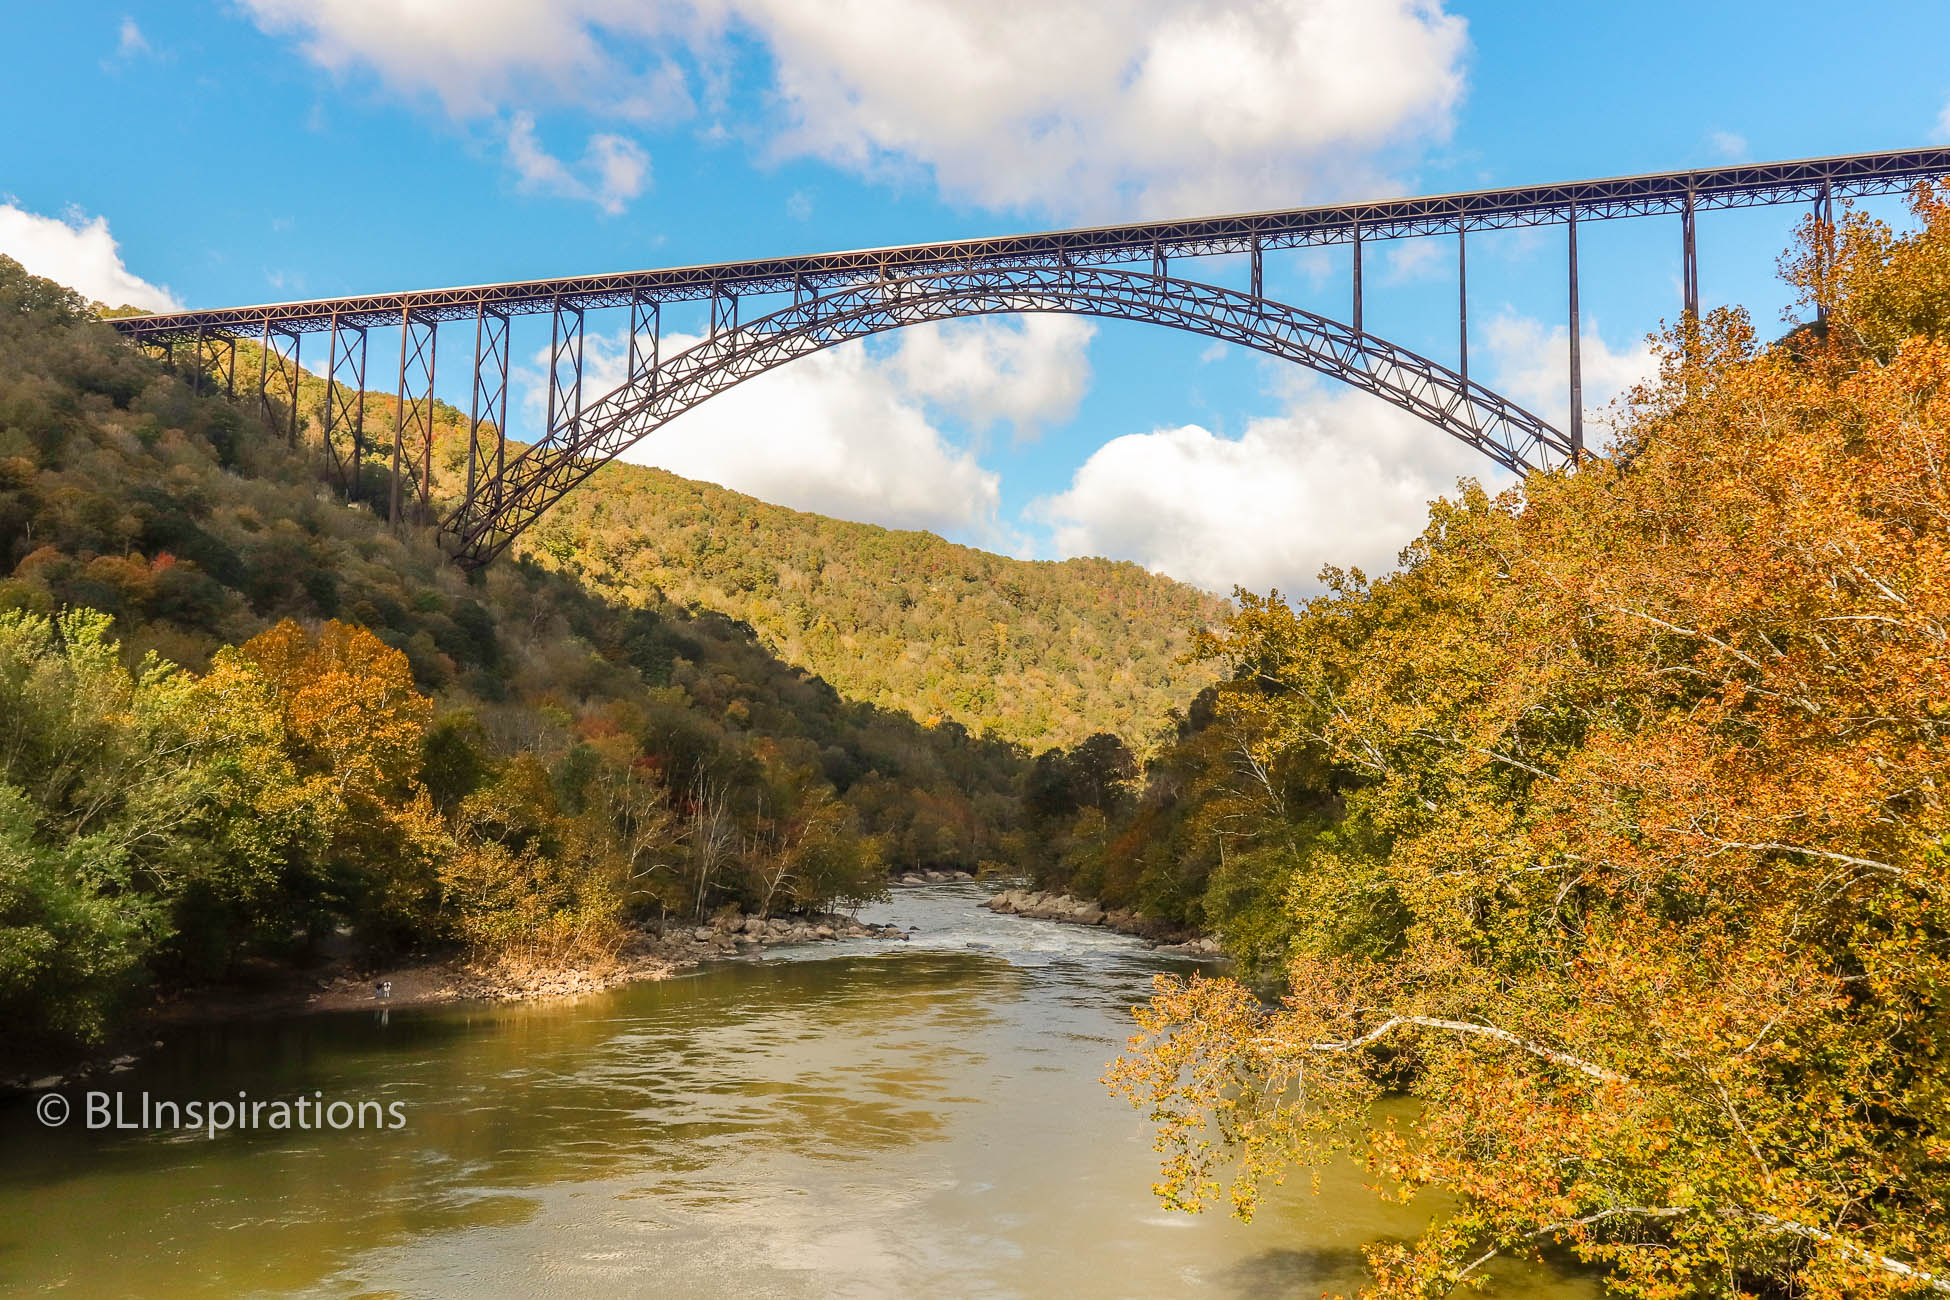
109, 148, 1950, 342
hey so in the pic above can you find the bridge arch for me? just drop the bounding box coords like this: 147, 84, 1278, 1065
441, 265, 1572, 567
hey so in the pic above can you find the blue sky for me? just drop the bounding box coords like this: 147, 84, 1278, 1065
3, 2, 1948, 594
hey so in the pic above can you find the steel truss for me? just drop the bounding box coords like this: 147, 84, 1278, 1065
440, 266, 1571, 568
105, 148, 1950, 343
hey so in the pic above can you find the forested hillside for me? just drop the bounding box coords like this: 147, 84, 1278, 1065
0, 256, 1141, 1056
519, 467, 1225, 748
1103, 188, 1950, 1298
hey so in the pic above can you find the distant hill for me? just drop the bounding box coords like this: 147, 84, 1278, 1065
514, 464, 1228, 750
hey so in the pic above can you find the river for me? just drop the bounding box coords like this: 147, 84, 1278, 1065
0, 884, 1599, 1298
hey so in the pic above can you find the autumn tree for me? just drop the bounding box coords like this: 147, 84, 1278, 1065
1109, 185, 1950, 1298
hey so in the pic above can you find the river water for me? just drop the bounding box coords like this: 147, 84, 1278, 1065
0, 885, 1598, 1298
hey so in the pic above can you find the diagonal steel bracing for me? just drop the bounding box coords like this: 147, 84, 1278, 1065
464, 304, 511, 516
322, 312, 368, 498
439, 266, 1570, 568
388, 309, 439, 526
257, 324, 303, 446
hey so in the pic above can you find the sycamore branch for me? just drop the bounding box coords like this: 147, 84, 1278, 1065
1262, 1015, 1623, 1083
1457, 1206, 1688, 1281
1748, 1213, 1950, 1295
1454, 1208, 1950, 1296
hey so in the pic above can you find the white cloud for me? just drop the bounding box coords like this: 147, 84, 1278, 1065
1034, 384, 1508, 595
1480, 310, 1655, 445
1381, 234, 1448, 285
117, 18, 151, 58
237, 0, 694, 120
0, 204, 181, 311
1030, 307, 1652, 596
518, 315, 1094, 543
239, 0, 1470, 217
505, 112, 649, 213
1707, 129, 1748, 161
887, 316, 1094, 437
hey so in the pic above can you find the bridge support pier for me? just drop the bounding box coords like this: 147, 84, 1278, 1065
1352, 223, 1364, 334
258, 324, 303, 446
1457, 227, 1469, 388
323, 311, 369, 501
1681, 186, 1700, 320
388, 309, 439, 528
630, 293, 660, 388
547, 298, 584, 437
464, 302, 511, 524
709, 290, 738, 339
1568, 206, 1583, 459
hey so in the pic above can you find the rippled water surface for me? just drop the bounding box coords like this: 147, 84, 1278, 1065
0, 885, 1600, 1298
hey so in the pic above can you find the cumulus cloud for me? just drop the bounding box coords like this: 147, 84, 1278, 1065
506, 112, 650, 213
0, 203, 181, 311
239, 0, 1470, 217
1031, 307, 1655, 596
1034, 385, 1507, 596
236, 0, 693, 120
887, 316, 1094, 437
518, 315, 1096, 543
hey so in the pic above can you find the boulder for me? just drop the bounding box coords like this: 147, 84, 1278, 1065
814, 924, 836, 939
1075, 902, 1105, 925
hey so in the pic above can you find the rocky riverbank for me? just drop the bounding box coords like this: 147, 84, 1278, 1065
984, 888, 1225, 958
308, 910, 910, 1012
4, 911, 908, 1095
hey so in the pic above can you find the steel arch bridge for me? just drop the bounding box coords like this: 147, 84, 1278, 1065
105, 147, 1950, 569
447, 266, 1567, 567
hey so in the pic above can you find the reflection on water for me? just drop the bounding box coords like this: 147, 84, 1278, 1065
0, 886, 1600, 1298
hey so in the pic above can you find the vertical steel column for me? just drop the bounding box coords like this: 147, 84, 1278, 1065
629, 292, 659, 390
545, 297, 584, 434
1815, 176, 1835, 329
191, 323, 207, 395
1681, 185, 1700, 321
256, 320, 272, 423
464, 301, 510, 517
224, 336, 236, 400
1152, 241, 1167, 279
1352, 223, 1364, 335
709, 290, 738, 339
1457, 225, 1469, 388
1249, 236, 1263, 300
1568, 204, 1584, 460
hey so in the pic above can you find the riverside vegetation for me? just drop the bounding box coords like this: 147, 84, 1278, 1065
1104, 187, 1950, 1297
0, 256, 1220, 1063
9, 177, 1950, 1300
